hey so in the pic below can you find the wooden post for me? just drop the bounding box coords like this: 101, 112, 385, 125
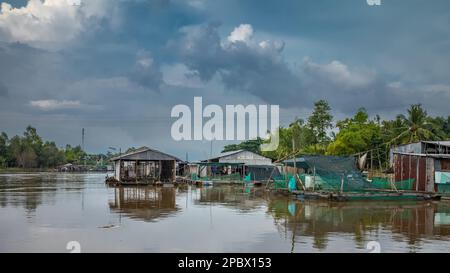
340, 175, 344, 194
135, 160, 138, 184
159, 160, 162, 182
173, 160, 176, 182
370, 150, 373, 173
408, 155, 412, 180
313, 165, 316, 191
416, 156, 419, 191
400, 155, 403, 181
377, 148, 382, 172
295, 173, 306, 191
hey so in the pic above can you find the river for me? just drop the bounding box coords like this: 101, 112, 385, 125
1, 172, 450, 252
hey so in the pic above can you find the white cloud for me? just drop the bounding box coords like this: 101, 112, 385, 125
0, 0, 109, 49
227, 24, 253, 43
30, 99, 81, 110
129, 50, 163, 89
161, 63, 204, 88
303, 59, 375, 89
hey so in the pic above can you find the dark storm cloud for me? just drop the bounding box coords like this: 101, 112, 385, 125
172, 22, 437, 115
0, 0, 449, 158
128, 50, 164, 90
0, 81, 7, 97
174, 23, 303, 106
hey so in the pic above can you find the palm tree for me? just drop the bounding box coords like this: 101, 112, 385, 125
390, 104, 438, 144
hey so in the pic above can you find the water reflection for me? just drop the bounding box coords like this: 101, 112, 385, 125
109, 186, 180, 222
195, 185, 267, 213
0, 173, 83, 213
1, 173, 450, 252
266, 199, 450, 251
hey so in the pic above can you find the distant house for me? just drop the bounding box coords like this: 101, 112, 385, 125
110, 146, 182, 183
390, 141, 450, 193
194, 150, 276, 181
202, 150, 272, 165
57, 163, 86, 172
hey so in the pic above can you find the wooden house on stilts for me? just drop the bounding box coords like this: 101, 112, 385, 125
108, 146, 182, 185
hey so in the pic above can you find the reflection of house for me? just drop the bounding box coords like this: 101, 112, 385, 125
110, 147, 182, 183
267, 199, 450, 250
390, 141, 450, 193
195, 185, 267, 212
109, 187, 179, 222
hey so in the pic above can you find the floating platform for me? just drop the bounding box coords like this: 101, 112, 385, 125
105, 177, 177, 187
292, 190, 441, 202
175, 176, 264, 187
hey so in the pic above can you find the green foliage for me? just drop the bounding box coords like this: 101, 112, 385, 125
327, 108, 382, 155
222, 138, 264, 154
0, 126, 98, 169
226, 102, 449, 166
390, 104, 440, 144
308, 100, 333, 144
64, 144, 86, 164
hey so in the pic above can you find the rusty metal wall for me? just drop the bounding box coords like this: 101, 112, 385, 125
441, 159, 450, 171
394, 154, 430, 192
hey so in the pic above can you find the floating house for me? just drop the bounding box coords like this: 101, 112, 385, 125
389, 141, 450, 166
390, 141, 450, 194
185, 150, 278, 184
203, 150, 273, 165
109, 146, 182, 184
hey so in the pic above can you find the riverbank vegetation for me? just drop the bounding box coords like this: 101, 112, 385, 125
224, 102, 450, 163
0, 126, 114, 170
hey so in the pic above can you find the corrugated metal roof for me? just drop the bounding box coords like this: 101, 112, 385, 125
392, 152, 450, 158
110, 146, 182, 162
422, 141, 450, 147
205, 149, 245, 161
393, 140, 450, 147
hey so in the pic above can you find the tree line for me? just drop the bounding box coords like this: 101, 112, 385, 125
223, 102, 450, 164
0, 126, 110, 169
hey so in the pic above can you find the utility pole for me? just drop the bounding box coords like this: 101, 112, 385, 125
210, 141, 213, 158
82, 128, 86, 167
82, 128, 85, 151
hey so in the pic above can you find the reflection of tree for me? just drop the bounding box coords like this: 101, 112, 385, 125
0, 174, 58, 214
266, 200, 450, 251
109, 186, 179, 222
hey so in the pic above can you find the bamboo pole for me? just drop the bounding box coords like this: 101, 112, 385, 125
295, 173, 306, 191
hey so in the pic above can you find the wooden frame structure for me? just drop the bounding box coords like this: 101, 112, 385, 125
110, 147, 182, 184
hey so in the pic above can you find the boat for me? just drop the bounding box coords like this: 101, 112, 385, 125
293, 190, 441, 202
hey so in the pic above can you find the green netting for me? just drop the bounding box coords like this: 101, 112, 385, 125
247, 165, 281, 181
371, 177, 415, 191
286, 155, 416, 193
199, 172, 242, 181
273, 174, 293, 189
244, 173, 252, 182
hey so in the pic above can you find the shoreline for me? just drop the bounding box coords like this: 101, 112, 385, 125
0, 168, 109, 174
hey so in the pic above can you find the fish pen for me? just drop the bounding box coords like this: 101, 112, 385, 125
271, 155, 441, 201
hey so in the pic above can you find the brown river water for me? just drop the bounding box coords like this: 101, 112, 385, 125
1, 172, 450, 253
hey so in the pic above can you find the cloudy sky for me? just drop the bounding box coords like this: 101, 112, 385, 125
0, 0, 449, 160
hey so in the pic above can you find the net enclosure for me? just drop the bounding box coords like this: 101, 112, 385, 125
283, 155, 414, 192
